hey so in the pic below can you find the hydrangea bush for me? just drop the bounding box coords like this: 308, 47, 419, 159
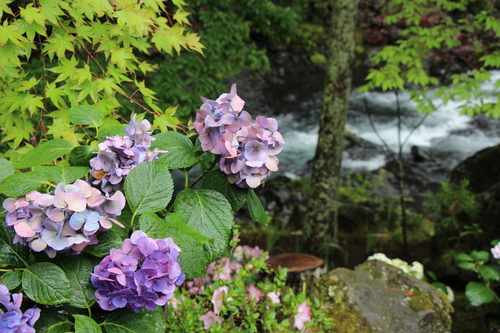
0, 84, 281, 331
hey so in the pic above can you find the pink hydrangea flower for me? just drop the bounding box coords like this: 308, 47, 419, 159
294, 301, 311, 330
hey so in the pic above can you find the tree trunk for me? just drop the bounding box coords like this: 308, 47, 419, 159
304, 0, 359, 259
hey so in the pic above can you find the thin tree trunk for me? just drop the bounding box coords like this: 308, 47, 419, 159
304, 0, 359, 258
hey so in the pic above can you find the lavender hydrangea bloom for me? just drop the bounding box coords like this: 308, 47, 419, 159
191, 84, 285, 188
90, 114, 166, 194
91, 231, 185, 313
0, 285, 40, 333
2, 180, 125, 258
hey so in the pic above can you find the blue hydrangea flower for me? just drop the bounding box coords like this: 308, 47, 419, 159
2, 180, 125, 258
0, 285, 40, 333
191, 84, 285, 188
90, 114, 166, 194
91, 231, 185, 313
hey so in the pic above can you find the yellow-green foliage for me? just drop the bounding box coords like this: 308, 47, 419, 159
0, 0, 204, 155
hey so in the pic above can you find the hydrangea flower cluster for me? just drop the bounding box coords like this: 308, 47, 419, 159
2, 179, 125, 258
191, 84, 285, 188
90, 115, 165, 194
91, 230, 185, 313
0, 285, 40, 333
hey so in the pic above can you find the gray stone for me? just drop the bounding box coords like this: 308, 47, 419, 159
316, 260, 453, 333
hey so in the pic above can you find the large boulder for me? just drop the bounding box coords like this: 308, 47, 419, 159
316, 260, 453, 333
450, 144, 500, 193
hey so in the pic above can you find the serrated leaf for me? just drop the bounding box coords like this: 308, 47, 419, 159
58, 255, 98, 309
139, 212, 167, 239
0, 270, 22, 290
85, 230, 123, 257
0, 158, 14, 180
466, 281, 495, 306
164, 213, 210, 279
174, 189, 233, 263
68, 105, 104, 127
69, 145, 96, 167
36, 166, 90, 184
74, 315, 102, 333
97, 125, 127, 141
102, 307, 166, 333
124, 161, 173, 215
150, 131, 198, 168
34, 309, 72, 333
202, 170, 247, 212
0, 171, 49, 197
247, 190, 267, 225
0, 224, 29, 267
14, 139, 73, 169
22, 262, 71, 305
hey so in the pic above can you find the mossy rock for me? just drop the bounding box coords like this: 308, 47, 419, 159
316, 260, 453, 333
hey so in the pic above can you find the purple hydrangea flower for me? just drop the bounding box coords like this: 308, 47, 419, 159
90, 114, 166, 194
0, 285, 40, 333
91, 230, 185, 313
2, 180, 125, 258
191, 84, 285, 188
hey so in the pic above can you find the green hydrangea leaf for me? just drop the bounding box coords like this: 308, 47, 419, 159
174, 189, 233, 263
34, 308, 73, 333
0, 171, 49, 197
0, 158, 14, 180
57, 255, 98, 309
69, 145, 96, 167
164, 213, 212, 279
74, 315, 102, 333
22, 262, 71, 305
14, 139, 73, 169
247, 189, 267, 225
102, 307, 166, 333
151, 131, 199, 169
0, 224, 30, 267
97, 125, 127, 142
139, 212, 167, 239
36, 166, 90, 184
86, 230, 123, 257
125, 161, 173, 215
202, 170, 247, 212
0, 270, 22, 290
68, 105, 104, 127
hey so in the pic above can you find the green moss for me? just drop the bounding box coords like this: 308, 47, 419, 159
358, 261, 384, 279
325, 303, 375, 333
409, 287, 436, 312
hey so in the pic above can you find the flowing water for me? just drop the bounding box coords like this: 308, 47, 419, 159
259, 70, 500, 179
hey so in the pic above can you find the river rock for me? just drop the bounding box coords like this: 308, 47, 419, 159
450, 143, 500, 193
316, 260, 453, 333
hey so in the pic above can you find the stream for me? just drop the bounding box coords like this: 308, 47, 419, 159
257, 70, 500, 180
